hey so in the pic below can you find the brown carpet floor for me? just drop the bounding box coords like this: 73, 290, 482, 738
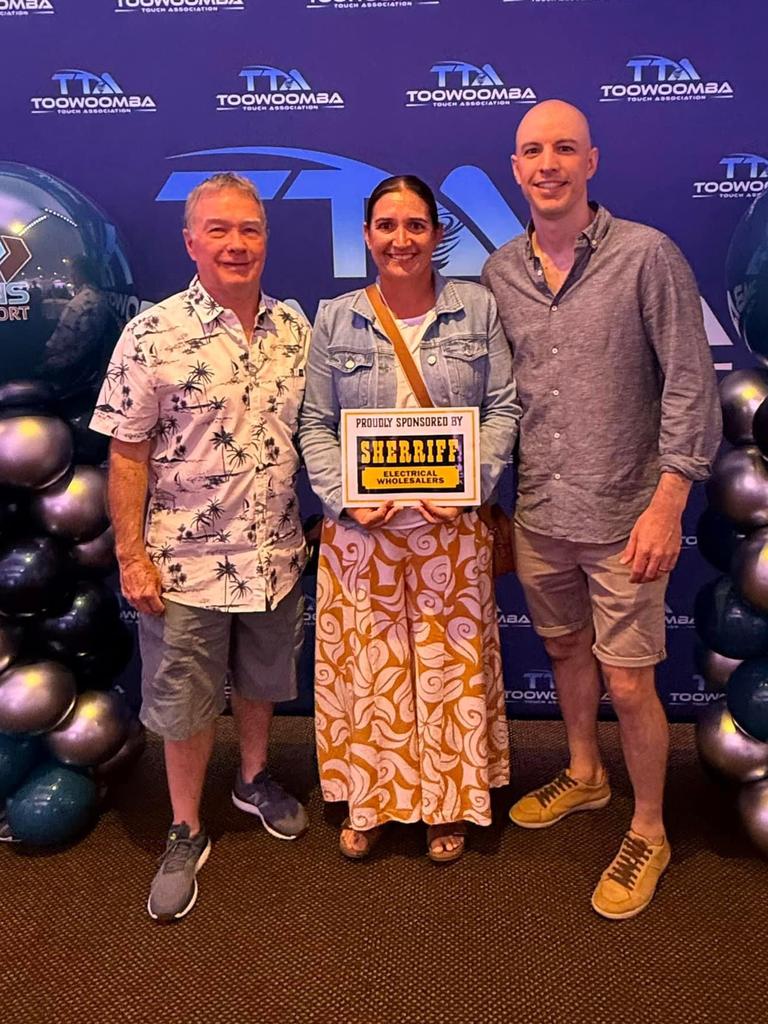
1, 719, 767, 1024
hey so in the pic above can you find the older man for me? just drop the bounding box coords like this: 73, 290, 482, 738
91, 173, 310, 922
482, 101, 721, 919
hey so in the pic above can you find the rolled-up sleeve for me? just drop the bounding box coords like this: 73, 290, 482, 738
640, 236, 722, 481
479, 293, 521, 501
299, 302, 345, 519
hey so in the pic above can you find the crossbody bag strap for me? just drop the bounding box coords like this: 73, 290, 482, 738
365, 284, 434, 409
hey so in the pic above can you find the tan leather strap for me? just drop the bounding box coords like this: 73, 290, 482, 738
365, 284, 434, 408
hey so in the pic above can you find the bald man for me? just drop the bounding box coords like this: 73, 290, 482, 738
482, 100, 721, 919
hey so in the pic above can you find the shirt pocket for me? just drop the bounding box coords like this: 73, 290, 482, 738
441, 335, 488, 404
327, 349, 375, 408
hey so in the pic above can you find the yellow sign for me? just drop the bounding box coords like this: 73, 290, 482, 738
341, 407, 480, 507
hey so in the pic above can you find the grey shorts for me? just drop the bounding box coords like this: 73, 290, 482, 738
138, 583, 304, 741
514, 524, 668, 668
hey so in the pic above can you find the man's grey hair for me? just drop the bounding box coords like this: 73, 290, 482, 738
183, 172, 267, 230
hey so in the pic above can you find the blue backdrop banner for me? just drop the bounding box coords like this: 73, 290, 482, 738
2, 0, 764, 720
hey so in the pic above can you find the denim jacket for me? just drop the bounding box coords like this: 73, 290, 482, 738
299, 273, 521, 520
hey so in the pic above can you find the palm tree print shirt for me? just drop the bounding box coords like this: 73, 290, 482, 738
91, 276, 310, 612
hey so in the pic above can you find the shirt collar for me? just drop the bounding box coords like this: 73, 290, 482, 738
351, 270, 464, 322
524, 202, 612, 260
186, 275, 272, 327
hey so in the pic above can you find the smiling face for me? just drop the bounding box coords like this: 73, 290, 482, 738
183, 187, 267, 303
364, 189, 444, 285
512, 101, 598, 223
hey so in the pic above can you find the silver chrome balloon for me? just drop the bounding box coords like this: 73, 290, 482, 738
32, 465, 108, 544
719, 368, 768, 445
0, 660, 76, 734
706, 446, 768, 530
0, 416, 72, 490
732, 527, 768, 613
695, 642, 742, 692
72, 526, 117, 575
45, 689, 129, 767
0, 622, 23, 674
696, 699, 768, 783
738, 778, 768, 857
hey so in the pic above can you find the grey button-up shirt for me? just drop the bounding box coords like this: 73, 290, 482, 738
481, 205, 721, 544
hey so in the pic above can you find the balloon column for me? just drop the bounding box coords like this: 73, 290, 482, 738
0, 384, 143, 847
696, 191, 768, 858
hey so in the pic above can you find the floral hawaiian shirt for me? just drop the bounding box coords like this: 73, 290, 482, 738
90, 276, 309, 612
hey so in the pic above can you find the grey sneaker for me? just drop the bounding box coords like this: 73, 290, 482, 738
147, 823, 211, 922
232, 769, 309, 840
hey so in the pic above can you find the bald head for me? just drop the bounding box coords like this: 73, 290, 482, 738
515, 100, 592, 153
511, 99, 598, 225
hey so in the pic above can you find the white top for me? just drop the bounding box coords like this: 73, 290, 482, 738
388, 310, 438, 530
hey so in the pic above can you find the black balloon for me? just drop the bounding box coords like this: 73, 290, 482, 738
0, 381, 56, 418
694, 575, 768, 660
696, 507, 745, 574
72, 526, 117, 576
94, 718, 146, 779
727, 657, 768, 743
0, 415, 73, 490
31, 465, 108, 544
0, 536, 73, 617
693, 640, 742, 692
69, 622, 134, 687
752, 396, 768, 460
36, 580, 121, 665
0, 620, 23, 673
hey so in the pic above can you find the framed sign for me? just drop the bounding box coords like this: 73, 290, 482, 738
340, 407, 480, 507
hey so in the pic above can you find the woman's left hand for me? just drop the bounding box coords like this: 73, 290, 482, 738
417, 501, 463, 524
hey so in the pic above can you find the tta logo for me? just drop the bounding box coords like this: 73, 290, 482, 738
0, 235, 32, 323
406, 60, 536, 109
667, 675, 721, 706
0, 0, 54, 14
306, 0, 439, 9
115, 0, 245, 13
693, 154, 768, 199
31, 69, 157, 114
156, 145, 525, 278
664, 601, 694, 630
216, 66, 344, 112
599, 55, 733, 103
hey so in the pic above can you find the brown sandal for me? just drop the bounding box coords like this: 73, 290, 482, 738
339, 818, 382, 860
426, 822, 467, 864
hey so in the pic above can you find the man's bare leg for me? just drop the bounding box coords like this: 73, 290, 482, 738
164, 722, 217, 835
544, 623, 604, 783
600, 664, 668, 842
230, 693, 273, 781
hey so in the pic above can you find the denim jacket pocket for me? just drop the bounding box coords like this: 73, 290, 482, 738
441, 336, 489, 403
328, 349, 375, 408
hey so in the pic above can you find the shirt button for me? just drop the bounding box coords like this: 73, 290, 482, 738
551, 304, 558, 312
554, 432, 561, 439
345, 358, 355, 369
552, 347, 558, 354
553, 473, 561, 480
552, 389, 559, 396
427, 355, 437, 366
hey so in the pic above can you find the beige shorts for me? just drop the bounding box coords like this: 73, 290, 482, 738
513, 523, 668, 668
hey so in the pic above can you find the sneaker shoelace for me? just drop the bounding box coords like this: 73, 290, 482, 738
535, 770, 577, 808
159, 833, 199, 874
606, 834, 652, 890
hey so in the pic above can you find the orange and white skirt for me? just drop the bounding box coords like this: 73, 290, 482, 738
314, 512, 509, 830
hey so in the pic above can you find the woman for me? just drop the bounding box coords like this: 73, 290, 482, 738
300, 175, 521, 862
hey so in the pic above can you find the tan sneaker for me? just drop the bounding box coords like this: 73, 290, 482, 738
591, 831, 671, 920
509, 769, 611, 829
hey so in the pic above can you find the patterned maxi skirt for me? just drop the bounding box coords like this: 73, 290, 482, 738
314, 512, 510, 830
